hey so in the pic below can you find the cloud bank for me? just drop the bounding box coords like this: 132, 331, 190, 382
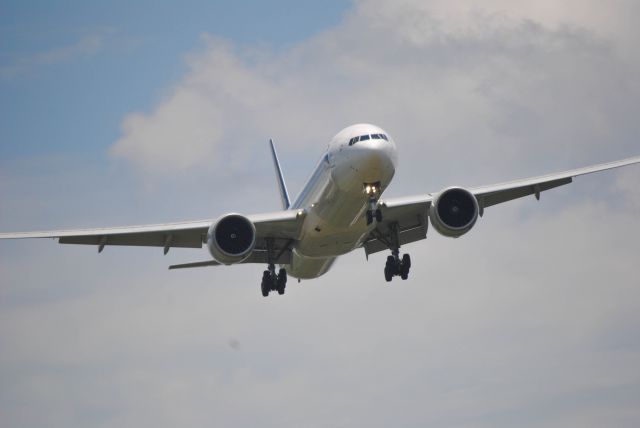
3, 1, 640, 427
111, 0, 639, 192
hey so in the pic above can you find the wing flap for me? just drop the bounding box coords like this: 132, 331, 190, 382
169, 248, 292, 270
250, 210, 305, 239
477, 177, 572, 209
363, 224, 427, 256
362, 200, 430, 257
380, 198, 431, 224
59, 230, 204, 248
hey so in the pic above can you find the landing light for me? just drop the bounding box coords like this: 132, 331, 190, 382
364, 185, 378, 195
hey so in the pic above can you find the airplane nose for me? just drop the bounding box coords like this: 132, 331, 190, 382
349, 138, 397, 182
364, 147, 388, 170
331, 134, 397, 192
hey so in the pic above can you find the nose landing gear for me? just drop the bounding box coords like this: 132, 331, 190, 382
366, 207, 383, 225
364, 182, 383, 225
261, 263, 287, 297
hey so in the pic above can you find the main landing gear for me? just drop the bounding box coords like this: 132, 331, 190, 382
261, 263, 287, 297
384, 251, 411, 282
365, 182, 382, 225
370, 222, 412, 282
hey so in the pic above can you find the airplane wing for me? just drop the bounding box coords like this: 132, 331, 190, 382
363, 155, 640, 256
0, 210, 306, 265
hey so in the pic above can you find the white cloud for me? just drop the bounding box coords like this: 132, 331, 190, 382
2, 197, 640, 427
3, 1, 640, 427
111, 0, 639, 194
0, 30, 112, 79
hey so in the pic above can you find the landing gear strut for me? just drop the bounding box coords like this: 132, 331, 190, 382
261, 263, 287, 297
370, 222, 412, 282
364, 182, 382, 225
366, 203, 383, 225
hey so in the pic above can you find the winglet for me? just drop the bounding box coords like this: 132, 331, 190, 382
269, 139, 291, 210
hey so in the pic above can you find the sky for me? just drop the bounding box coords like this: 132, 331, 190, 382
1, 1, 640, 427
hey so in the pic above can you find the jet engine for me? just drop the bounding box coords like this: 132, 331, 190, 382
429, 187, 479, 238
207, 214, 256, 264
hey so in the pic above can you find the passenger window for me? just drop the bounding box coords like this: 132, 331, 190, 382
360, 135, 370, 141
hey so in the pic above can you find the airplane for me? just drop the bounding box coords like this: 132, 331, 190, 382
1, 123, 639, 297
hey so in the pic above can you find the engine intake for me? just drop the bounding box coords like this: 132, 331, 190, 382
207, 214, 256, 264
429, 187, 479, 238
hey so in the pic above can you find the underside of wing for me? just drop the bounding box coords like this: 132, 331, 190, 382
0, 209, 306, 263
216, 210, 305, 266
0, 220, 212, 253
361, 154, 640, 255
470, 155, 640, 210
362, 196, 432, 256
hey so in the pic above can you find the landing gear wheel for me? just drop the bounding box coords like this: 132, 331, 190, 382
382, 253, 412, 282
400, 254, 411, 280
402, 254, 411, 270
384, 265, 393, 282
261, 270, 270, 297
384, 256, 395, 282
375, 209, 383, 222
260, 267, 288, 297
276, 268, 287, 295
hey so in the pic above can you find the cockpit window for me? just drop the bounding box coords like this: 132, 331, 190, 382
348, 133, 389, 145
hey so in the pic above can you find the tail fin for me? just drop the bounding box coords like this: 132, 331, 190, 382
269, 139, 291, 210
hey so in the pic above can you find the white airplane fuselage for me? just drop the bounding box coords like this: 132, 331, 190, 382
287, 124, 398, 279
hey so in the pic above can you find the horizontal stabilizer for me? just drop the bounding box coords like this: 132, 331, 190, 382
169, 260, 221, 270
169, 248, 293, 270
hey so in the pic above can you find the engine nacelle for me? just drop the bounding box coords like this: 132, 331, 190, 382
429, 187, 479, 238
207, 214, 256, 265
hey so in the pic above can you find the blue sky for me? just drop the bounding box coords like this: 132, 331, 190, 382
0, 0, 351, 159
1, 1, 640, 427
